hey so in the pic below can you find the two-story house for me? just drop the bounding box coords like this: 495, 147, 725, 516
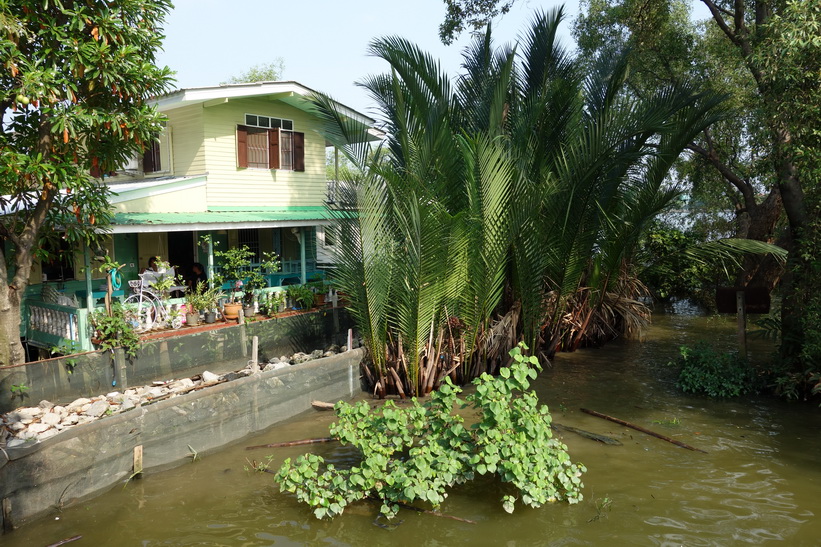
23, 81, 375, 354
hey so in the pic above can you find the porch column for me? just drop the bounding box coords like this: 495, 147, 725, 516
83, 245, 94, 310
300, 227, 307, 285
204, 232, 214, 282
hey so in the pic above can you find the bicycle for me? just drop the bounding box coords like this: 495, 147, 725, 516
122, 272, 184, 332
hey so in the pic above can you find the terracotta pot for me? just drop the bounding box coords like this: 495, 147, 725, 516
223, 302, 242, 319
314, 293, 326, 307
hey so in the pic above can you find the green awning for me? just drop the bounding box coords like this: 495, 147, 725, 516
111, 207, 331, 233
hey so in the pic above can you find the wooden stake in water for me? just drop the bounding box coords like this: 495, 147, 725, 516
251, 336, 259, 373
736, 290, 747, 359
133, 445, 143, 477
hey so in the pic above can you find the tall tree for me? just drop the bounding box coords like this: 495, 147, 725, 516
575, 0, 821, 384
318, 9, 726, 396
0, 0, 174, 365
222, 59, 285, 84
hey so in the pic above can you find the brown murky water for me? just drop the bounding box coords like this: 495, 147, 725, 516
6, 311, 821, 546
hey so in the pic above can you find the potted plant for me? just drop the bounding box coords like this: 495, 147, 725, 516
286, 284, 315, 310
307, 279, 326, 307
243, 270, 268, 317
213, 246, 280, 320
259, 291, 286, 317
202, 285, 222, 323
184, 281, 208, 326
213, 246, 254, 319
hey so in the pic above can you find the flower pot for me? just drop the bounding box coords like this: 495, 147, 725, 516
243, 305, 255, 318
223, 302, 242, 319
204, 311, 217, 324
185, 312, 199, 327
314, 293, 326, 307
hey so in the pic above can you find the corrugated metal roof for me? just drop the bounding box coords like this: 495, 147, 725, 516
111, 207, 332, 233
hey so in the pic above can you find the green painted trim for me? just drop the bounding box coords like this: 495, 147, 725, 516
206, 206, 327, 212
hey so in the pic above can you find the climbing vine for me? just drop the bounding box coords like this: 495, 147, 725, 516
275, 343, 585, 519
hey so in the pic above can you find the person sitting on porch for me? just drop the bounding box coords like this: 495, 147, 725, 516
189, 262, 208, 290
141, 256, 158, 274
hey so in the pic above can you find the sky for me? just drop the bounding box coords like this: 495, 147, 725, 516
155, 0, 581, 117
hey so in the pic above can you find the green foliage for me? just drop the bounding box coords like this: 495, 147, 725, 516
439, 0, 515, 44
275, 343, 585, 519
637, 223, 714, 301
672, 342, 756, 398
50, 338, 80, 373
222, 59, 284, 84
0, 0, 173, 364
318, 10, 725, 394
285, 284, 314, 310
258, 291, 285, 316
90, 303, 141, 359
10, 383, 29, 399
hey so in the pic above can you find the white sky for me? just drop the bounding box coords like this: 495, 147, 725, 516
155, 0, 581, 117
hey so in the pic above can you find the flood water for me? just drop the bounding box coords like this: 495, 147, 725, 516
7, 311, 821, 546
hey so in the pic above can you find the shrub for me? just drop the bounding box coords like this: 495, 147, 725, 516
673, 342, 755, 398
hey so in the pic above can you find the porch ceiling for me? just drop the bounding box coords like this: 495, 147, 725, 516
111, 207, 331, 233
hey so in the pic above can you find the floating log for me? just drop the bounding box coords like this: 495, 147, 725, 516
246, 437, 335, 450
580, 408, 707, 454
311, 400, 335, 411
46, 536, 82, 547
551, 422, 622, 446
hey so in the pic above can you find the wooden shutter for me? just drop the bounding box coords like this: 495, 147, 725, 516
143, 141, 160, 173
237, 125, 248, 168
293, 132, 305, 172
268, 129, 280, 169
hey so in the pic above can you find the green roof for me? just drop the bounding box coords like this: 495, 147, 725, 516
111, 207, 332, 232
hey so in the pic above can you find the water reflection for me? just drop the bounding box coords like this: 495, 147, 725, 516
4, 313, 820, 546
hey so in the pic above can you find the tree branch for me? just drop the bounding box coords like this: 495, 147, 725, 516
686, 138, 756, 212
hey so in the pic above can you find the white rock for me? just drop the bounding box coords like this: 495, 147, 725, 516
66, 398, 92, 412
28, 423, 51, 434
38, 400, 55, 410
37, 429, 59, 441
168, 378, 195, 392
263, 361, 289, 372
61, 414, 80, 426
84, 400, 109, 417
145, 387, 165, 399
41, 413, 62, 426
120, 399, 136, 412
201, 371, 220, 384
323, 351, 336, 358
6, 410, 36, 425
18, 429, 38, 440
6, 438, 28, 449
77, 415, 95, 425
124, 389, 138, 398
279, 356, 290, 363
341, 346, 348, 352
105, 391, 122, 401
52, 405, 67, 417
9, 421, 26, 432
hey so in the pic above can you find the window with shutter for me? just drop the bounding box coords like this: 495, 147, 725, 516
237, 115, 306, 172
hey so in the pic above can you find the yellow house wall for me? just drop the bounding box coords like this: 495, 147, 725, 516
112, 185, 207, 213
167, 104, 206, 176
201, 98, 327, 208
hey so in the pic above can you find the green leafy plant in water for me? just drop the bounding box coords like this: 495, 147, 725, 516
672, 342, 756, 398
275, 343, 585, 520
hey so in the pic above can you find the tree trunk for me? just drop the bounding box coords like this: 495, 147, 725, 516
0, 280, 26, 366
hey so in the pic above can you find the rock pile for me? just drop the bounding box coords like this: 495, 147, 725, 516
1, 345, 345, 449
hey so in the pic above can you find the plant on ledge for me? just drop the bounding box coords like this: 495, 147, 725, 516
90, 304, 141, 360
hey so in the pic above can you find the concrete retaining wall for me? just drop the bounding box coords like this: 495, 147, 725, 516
0, 348, 364, 531
1, 308, 353, 413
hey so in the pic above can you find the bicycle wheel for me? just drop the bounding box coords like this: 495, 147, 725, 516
122, 294, 158, 332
